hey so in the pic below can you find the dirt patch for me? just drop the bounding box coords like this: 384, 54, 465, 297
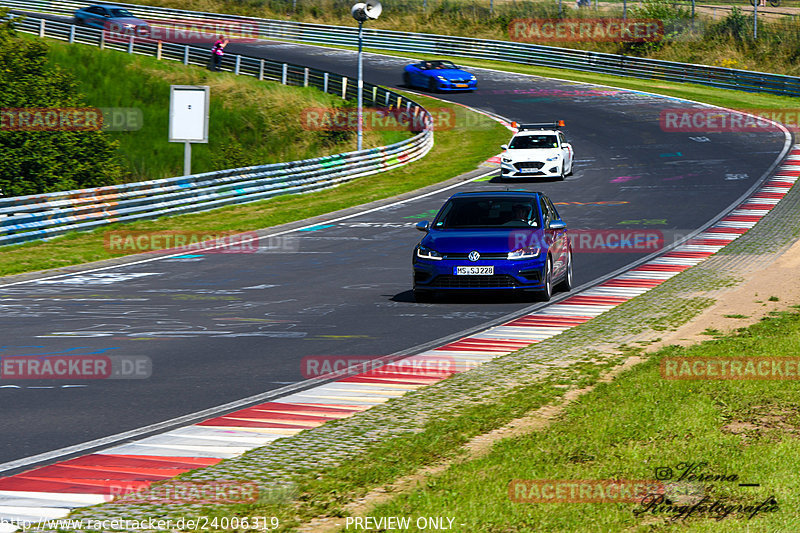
722, 405, 800, 443
647, 238, 800, 351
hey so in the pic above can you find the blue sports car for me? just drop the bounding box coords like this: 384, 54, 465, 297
412, 191, 572, 302
403, 60, 477, 92
73, 4, 151, 37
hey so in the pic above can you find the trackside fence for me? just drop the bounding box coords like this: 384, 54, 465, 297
0, 16, 433, 247
4, 0, 800, 96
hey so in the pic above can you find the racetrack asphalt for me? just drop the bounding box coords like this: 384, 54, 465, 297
0, 23, 788, 467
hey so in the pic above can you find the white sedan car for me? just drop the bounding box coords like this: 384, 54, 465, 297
500, 122, 574, 180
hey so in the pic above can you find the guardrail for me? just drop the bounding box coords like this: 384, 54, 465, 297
0, 16, 433, 247
3, 0, 800, 96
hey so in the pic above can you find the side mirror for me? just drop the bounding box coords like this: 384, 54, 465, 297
415, 221, 430, 232
501, 144, 508, 151
549, 220, 566, 230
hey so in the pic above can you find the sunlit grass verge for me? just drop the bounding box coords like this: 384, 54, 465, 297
171, 356, 629, 532
361, 310, 800, 531
0, 94, 507, 278
40, 35, 404, 181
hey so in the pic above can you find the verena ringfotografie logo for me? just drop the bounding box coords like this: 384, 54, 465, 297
301, 355, 465, 379
661, 357, 800, 380
109, 481, 259, 504
659, 109, 787, 132
509, 18, 663, 43
104, 231, 260, 254
1, 355, 151, 379
509, 479, 665, 503
509, 230, 664, 253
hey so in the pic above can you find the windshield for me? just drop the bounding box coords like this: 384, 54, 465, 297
433, 198, 540, 228
420, 61, 458, 70
110, 9, 135, 17
509, 134, 558, 149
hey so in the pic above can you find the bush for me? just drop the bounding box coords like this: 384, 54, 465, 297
0, 8, 124, 197
705, 7, 752, 43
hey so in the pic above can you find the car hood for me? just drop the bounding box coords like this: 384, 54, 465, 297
107, 16, 148, 25
422, 229, 546, 254
504, 147, 561, 161
428, 69, 472, 79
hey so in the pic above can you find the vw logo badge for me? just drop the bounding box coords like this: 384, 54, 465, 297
468, 251, 480, 262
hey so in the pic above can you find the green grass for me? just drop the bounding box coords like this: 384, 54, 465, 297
356, 311, 800, 531
0, 94, 507, 277
42, 36, 406, 180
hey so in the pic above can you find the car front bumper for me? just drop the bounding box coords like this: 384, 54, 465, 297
413, 258, 547, 291
500, 161, 561, 178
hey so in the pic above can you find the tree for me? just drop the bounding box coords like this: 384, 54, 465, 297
0, 8, 123, 197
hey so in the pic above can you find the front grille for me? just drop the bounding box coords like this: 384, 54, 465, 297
447, 78, 469, 83
431, 274, 520, 288
444, 253, 508, 260
514, 162, 544, 171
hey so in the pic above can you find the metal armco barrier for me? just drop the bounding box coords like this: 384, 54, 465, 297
0, 16, 433, 247
3, 0, 800, 96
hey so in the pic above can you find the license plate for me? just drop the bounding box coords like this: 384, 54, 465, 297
520, 167, 539, 173
454, 266, 494, 275
455, 84, 468, 88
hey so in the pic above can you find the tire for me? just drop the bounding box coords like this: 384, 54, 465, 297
403, 72, 411, 87
414, 289, 435, 303
536, 257, 553, 302
554, 250, 573, 293
558, 164, 566, 181
428, 77, 438, 93
770, 0, 780, 6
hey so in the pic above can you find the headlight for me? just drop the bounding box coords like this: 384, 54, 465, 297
545, 155, 561, 161
470, 75, 477, 80
436, 76, 447, 81
417, 246, 443, 260
507, 247, 541, 260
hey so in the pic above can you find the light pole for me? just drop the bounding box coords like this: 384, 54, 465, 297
351, 0, 382, 152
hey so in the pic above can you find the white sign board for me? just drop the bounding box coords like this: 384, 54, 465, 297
169, 85, 209, 143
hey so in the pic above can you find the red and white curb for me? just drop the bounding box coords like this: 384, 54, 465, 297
0, 149, 797, 530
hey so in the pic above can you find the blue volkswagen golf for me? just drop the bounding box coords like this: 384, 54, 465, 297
412, 191, 573, 302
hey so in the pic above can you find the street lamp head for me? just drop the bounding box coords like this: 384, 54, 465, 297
351, 0, 382, 21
